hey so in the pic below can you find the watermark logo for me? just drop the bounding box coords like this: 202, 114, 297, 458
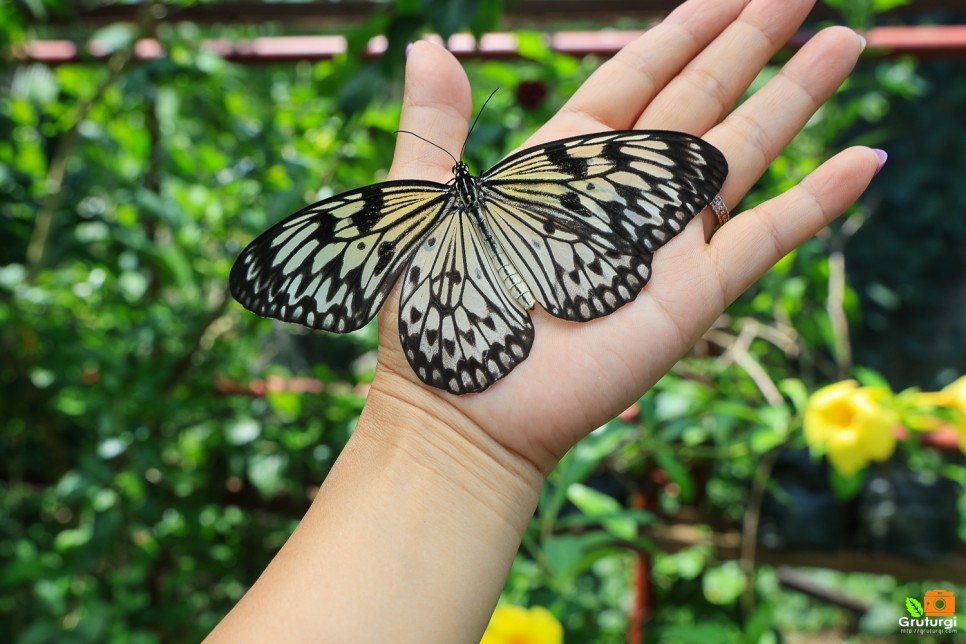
906, 597, 924, 617
924, 589, 955, 617
900, 590, 957, 635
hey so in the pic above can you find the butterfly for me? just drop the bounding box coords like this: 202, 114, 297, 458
230, 128, 727, 394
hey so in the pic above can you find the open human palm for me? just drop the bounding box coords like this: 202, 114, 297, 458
369, 0, 880, 469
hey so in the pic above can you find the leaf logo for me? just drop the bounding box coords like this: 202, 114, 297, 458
906, 597, 924, 618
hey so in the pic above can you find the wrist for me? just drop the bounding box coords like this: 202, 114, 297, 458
361, 364, 545, 530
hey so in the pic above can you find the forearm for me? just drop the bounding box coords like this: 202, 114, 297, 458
207, 370, 544, 643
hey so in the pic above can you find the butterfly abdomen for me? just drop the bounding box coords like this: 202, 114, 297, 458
465, 205, 536, 311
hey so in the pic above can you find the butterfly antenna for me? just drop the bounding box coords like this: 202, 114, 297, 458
460, 89, 498, 160
395, 130, 459, 165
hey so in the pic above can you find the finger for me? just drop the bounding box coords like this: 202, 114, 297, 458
710, 146, 883, 303
388, 40, 472, 182
533, 0, 747, 143
380, 41, 471, 358
699, 26, 865, 238
637, 0, 817, 133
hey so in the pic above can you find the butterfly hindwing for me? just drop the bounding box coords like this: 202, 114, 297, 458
480, 130, 727, 321
482, 199, 654, 321
398, 211, 534, 394
230, 181, 454, 332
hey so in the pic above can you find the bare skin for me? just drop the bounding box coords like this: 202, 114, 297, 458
208, 0, 882, 641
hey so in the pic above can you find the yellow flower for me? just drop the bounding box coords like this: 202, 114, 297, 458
480, 605, 563, 644
903, 377, 966, 451
901, 389, 950, 431
941, 376, 966, 452
804, 381, 899, 476
941, 376, 966, 413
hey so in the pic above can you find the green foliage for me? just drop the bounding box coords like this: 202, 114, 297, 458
1, 20, 377, 641
319, 0, 503, 114
823, 0, 913, 29
2, 1, 964, 642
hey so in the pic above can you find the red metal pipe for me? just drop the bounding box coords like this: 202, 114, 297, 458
12, 25, 966, 65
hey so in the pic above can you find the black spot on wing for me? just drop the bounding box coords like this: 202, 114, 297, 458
350, 186, 387, 232
544, 144, 588, 178
442, 338, 456, 357
375, 240, 397, 274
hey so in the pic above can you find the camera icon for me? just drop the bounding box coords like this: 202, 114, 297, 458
924, 589, 956, 616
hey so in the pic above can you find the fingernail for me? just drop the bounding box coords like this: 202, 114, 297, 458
405, 42, 414, 58
872, 148, 888, 176
857, 33, 867, 52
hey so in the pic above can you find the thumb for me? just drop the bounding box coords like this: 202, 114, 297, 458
388, 40, 472, 182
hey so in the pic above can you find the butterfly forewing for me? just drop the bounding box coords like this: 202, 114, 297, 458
480, 131, 727, 321
230, 181, 454, 332
398, 211, 534, 394
484, 131, 727, 254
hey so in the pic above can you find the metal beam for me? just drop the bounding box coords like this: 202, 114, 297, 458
13, 26, 966, 65
19, 0, 966, 27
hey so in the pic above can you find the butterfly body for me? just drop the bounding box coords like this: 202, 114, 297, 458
452, 161, 480, 207
230, 130, 727, 394
453, 165, 538, 312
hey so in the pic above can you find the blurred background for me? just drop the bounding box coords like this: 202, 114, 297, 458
2, 0, 965, 641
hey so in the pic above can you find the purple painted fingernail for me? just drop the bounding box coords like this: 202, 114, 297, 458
872, 148, 888, 176
405, 42, 414, 59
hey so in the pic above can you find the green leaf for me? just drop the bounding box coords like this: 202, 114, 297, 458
54, 524, 93, 553
566, 483, 636, 541
750, 426, 787, 454
653, 544, 712, 581
906, 597, 924, 617
653, 449, 695, 502
829, 467, 866, 500
541, 532, 615, 581
702, 562, 747, 606
226, 417, 261, 446
555, 508, 655, 532
247, 452, 287, 498
266, 390, 302, 419
779, 378, 810, 413
539, 422, 630, 521
469, 0, 501, 36
874, 0, 912, 11
542, 535, 584, 579
91, 23, 136, 54
337, 63, 388, 115
853, 366, 891, 389
516, 31, 551, 63
422, 0, 479, 39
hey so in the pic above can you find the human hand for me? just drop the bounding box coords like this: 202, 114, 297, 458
211, 3, 884, 639
369, 0, 881, 474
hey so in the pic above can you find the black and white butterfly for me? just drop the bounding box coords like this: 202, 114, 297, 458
230, 129, 727, 394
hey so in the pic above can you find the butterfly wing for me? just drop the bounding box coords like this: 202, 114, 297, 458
480, 130, 727, 321
398, 211, 534, 394
230, 181, 454, 332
